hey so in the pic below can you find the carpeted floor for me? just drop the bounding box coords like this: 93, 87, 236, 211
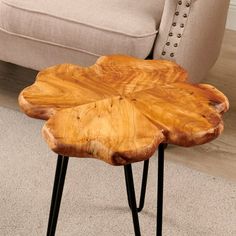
0, 106, 235, 236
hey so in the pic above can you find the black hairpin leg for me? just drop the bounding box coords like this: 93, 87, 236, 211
125, 159, 149, 213
157, 144, 165, 236
124, 164, 141, 236
47, 155, 69, 236
124, 144, 165, 236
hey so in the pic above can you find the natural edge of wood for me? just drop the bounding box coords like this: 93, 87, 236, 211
18, 55, 229, 165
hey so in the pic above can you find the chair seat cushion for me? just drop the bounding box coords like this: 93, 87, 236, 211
0, 0, 164, 58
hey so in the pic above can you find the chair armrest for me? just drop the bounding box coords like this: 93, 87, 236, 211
153, 0, 230, 82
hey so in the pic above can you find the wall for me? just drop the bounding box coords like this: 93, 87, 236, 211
226, 0, 236, 30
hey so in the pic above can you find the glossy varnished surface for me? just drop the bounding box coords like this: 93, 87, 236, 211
18, 55, 229, 165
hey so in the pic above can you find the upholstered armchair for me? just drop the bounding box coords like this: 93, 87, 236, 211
0, 0, 230, 82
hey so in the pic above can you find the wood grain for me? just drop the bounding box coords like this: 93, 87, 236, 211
18, 55, 229, 165
43, 97, 164, 165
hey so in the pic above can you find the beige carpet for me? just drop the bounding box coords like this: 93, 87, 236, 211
0, 106, 235, 236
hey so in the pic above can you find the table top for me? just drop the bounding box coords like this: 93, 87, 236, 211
19, 55, 229, 165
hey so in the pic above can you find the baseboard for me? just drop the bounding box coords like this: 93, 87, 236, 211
226, 0, 236, 30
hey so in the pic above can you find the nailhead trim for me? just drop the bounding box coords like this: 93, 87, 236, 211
160, 0, 192, 60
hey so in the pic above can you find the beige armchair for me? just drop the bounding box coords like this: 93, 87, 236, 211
0, 0, 230, 82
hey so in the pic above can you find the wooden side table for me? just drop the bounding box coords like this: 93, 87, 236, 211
19, 55, 229, 236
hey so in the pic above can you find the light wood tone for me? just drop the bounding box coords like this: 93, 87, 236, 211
43, 98, 163, 165
19, 55, 228, 165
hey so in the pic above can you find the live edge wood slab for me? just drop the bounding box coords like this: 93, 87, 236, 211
18, 55, 229, 165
